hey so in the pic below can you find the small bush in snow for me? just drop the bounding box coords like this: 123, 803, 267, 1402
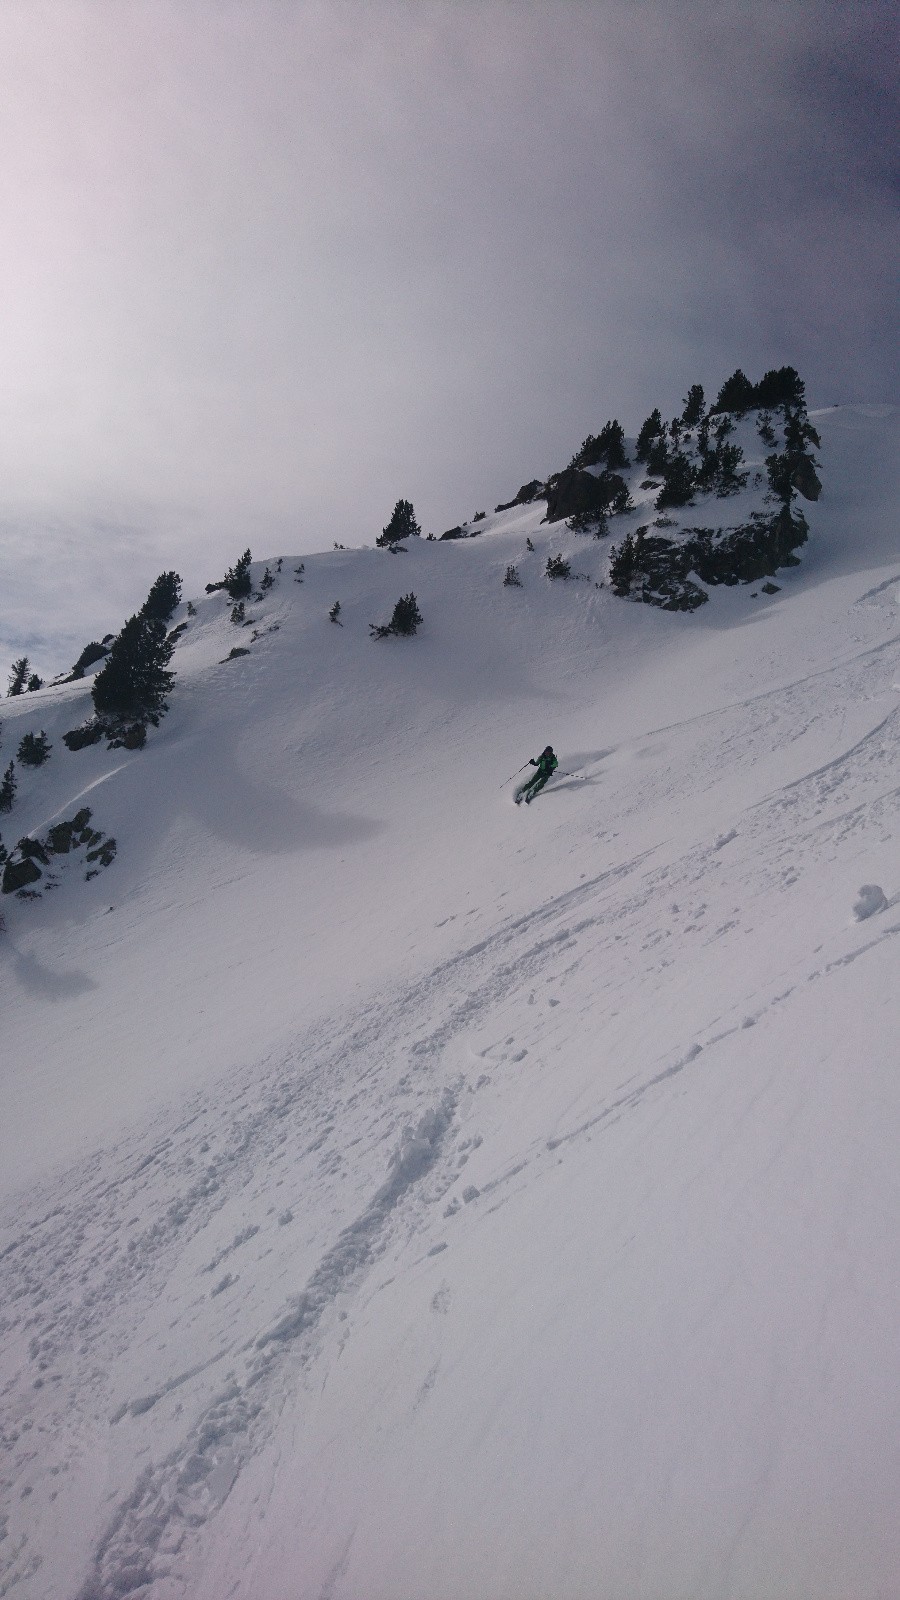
853, 884, 887, 921
503, 564, 522, 586
526, 537, 535, 552
370, 593, 424, 638
17, 731, 52, 767
390, 593, 424, 635
757, 412, 777, 447
231, 602, 246, 625
545, 553, 571, 580
329, 601, 343, 625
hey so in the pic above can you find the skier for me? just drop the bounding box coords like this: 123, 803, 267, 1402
516, 745, 559, 804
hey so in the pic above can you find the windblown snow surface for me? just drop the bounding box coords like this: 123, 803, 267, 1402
1, 405, 898, 1600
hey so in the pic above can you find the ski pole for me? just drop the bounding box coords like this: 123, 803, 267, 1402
500, 761, 531, 791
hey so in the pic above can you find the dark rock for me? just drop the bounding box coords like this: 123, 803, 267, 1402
221, 647, 251, 661
47, 821, 77, 854
69, 641, 109, 680
686, 507, 808, 586
72, 808, 93, 832
16, 836, 51, 865
86, 838, 117, 866
761, 581, 781, 594
641, 574, 709, 612
620, 535, 709, 611
791, 456, 822, 501
2, 856, 42, 894
63, 721, 104, 751
495, 480, 546, 513
439, 526, 466, 541
544, 469, 628, 525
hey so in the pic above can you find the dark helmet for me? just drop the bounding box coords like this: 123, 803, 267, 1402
542, 744, 554, 756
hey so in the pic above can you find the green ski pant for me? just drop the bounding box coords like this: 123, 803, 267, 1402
523, 772, 550, 800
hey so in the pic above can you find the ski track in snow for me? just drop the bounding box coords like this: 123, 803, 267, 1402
3, 618, 900, 1596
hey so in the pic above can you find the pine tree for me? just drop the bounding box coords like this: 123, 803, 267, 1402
27, 674, 43, 692
377, 499, 421, 547
608, 534, 636, 596
17, 731, 52, 767
681, 384, 705, 427
92, 614, 175, 725
370, 593, 423, 637
646, 436, 670, 477
545, 553, 571, 580
389, 592, 423, 634
765, 452, 795, 505
503, 564, 522, 586
224, 549, 253, 600
261, 566, 274, 591
0, 761, 16, 812
7, 658, 29, 697
714, 442, 748, 496
656, 453, 696, 509
571, 420, 629, 470
139, 571, 182, 622
328, 601, 343, 624
755, 366, 805, 411
635, 409, 664, 463
710, 368, 755, 415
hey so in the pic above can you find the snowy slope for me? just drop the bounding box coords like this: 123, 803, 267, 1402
0, 404, 898, 1599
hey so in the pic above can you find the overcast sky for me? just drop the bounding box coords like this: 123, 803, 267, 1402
1, 0, 897, 672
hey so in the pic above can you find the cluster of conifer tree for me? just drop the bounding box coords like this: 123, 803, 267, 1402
609, 367, 818, 602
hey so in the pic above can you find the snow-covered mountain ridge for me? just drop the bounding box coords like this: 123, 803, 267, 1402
0, 402, 898, 1599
